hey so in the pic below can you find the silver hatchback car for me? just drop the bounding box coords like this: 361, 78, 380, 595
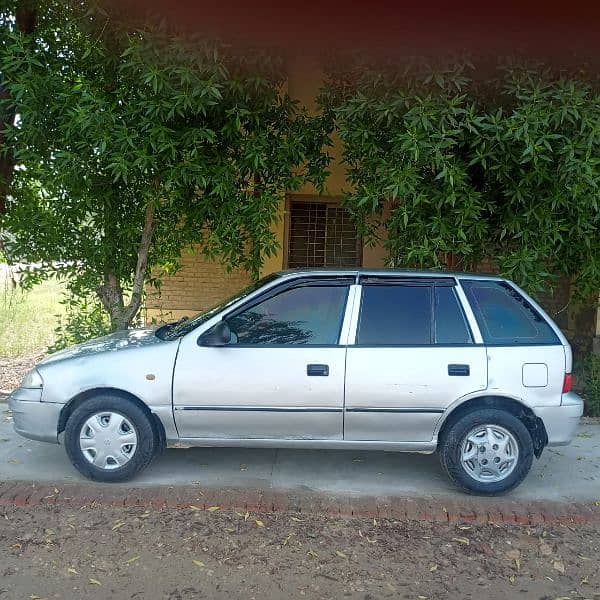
10, 269, 583, 494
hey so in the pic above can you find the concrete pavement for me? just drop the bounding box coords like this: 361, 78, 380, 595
1, 403, 599, 501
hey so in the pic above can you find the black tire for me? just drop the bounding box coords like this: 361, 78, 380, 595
438, 408, 533, 495
64, 395, 158, 483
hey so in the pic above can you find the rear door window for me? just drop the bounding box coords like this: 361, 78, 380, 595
435, 286, 472, 344
357, 285, 432, 345
460, 280, 559, 345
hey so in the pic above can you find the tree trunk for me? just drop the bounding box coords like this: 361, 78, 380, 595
123, 201, 156, 325
97, 202, 156, 331
97, 271, 128, 331
0, 2, 37, 213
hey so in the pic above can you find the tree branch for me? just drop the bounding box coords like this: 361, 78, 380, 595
124, 201, 156, 324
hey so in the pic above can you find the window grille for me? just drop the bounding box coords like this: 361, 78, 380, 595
287, 200, 360, 268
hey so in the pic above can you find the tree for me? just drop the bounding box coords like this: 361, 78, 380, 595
322, 59, 600, 297
0, 1, 330, 331
0, 0, 36, 214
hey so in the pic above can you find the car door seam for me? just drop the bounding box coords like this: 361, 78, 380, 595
170, 338, 184, 438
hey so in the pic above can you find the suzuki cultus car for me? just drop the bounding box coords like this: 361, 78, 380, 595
10, 269, 583, 494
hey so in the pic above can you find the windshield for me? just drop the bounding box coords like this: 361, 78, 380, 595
158, 273, 280, 340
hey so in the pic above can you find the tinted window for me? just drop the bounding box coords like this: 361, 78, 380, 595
461, 280, 559, 345
163, 274, 280, 339
435, 286, 472, 344
358, 285, 432, 345
227, 285, 348, 345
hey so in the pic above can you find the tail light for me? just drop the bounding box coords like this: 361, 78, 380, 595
562, 373, 573, 394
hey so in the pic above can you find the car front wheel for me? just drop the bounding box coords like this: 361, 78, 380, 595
64, 395, 158, 482
438, 408, 534, 495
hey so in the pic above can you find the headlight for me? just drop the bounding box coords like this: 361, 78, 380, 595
21, 368, 43, 389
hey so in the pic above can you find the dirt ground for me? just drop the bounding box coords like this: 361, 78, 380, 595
0, 353, 42, 397
0, 504, 599, 600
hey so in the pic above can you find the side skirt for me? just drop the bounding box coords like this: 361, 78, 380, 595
168, 437, 437, 453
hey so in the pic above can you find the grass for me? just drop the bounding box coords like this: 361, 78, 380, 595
0, 272, 66, 357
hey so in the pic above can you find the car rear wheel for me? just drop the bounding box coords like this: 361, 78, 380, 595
64, 395, 158, 482
438, 408, 533, 495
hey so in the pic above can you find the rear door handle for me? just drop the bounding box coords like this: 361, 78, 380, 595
448, 364, 470, 376
307, 364, 329, 377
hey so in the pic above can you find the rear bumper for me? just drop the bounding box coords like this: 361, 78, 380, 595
8, 388, 61, 444
534, 392, 584, 446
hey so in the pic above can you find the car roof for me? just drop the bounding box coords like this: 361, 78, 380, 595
273, 267, 505, 282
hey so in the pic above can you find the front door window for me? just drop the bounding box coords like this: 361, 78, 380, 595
227, 284, 349, 345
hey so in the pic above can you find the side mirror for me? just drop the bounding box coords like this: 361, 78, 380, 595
197, 321, 232, 347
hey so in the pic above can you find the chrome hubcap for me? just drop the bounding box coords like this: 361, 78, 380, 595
79, 412, 137, 470
460, 424, 519, 483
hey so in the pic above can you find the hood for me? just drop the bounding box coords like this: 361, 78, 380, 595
39, 328, 164, 366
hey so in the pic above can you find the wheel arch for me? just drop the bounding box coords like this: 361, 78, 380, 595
436, 395, 548, 458
58, 387, 166, 451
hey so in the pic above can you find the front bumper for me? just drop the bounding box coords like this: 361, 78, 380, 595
8, 387, 61, 444
534, 392, 584, 446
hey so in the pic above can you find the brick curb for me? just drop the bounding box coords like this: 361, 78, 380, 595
0, 481, 598, 525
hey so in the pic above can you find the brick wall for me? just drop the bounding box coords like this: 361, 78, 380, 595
144, 248, 252, 324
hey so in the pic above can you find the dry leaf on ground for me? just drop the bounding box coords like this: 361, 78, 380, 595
452, 537, 470, 545
553, 560, 566, 574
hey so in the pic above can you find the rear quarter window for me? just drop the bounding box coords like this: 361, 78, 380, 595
460, 280, 560, 345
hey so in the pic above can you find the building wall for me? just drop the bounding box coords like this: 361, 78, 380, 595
144, 196, 389, 323
144, 251, 251, 323
287, 54, 348, 200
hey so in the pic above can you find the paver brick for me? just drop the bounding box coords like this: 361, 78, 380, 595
1, 481, 598, 525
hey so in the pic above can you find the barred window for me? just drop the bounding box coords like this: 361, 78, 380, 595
287, 200, 360, 268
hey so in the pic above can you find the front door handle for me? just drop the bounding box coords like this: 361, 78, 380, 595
307, 364, 329, 377
448, 364, 470, 376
